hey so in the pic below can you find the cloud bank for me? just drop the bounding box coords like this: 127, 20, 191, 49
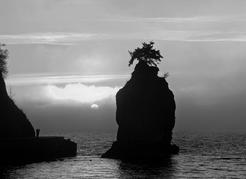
46, 83, 120, 104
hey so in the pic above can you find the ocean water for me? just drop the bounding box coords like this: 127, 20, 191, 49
1, 132, 246, 178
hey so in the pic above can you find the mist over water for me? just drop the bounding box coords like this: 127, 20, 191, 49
6, 72, 246, 133
5, 41, 246, 133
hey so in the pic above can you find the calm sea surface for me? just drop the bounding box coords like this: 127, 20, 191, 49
1, 132, 246, 178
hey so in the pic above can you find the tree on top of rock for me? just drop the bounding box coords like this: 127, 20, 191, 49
0, 43, 8, 78
128, 41, 163, 67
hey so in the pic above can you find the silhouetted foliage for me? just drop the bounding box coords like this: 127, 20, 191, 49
128, 41, 163, 67
163, 72, 169, 79
0, 43, 8, 78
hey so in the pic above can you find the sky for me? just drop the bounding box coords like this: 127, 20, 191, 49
1, 0, 246, 133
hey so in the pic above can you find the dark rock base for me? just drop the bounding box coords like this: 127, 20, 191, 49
102, 141, 179, 160
0, 136, 77, 165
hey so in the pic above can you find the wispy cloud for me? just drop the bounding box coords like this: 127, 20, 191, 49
2, 31, 246, 44
6, 74, 129, 86
0, 32, 106, 45
1, 16, 246, 44
93, 15, 246, 23
153, 31, 246, 42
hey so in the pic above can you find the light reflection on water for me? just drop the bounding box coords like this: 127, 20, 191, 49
1, 132, 246, 178
1, 156, 177, 179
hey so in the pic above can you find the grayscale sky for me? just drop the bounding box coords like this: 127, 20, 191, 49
1, 0, 246, 133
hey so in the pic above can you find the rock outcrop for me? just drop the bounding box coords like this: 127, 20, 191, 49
0, 44, 77, 164
0, 75, 77, 165
0, 75, 35, 138
102, 61, 179, 159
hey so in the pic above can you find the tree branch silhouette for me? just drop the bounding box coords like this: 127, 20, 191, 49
0, 43, 8, 78
128, 41, 163, 67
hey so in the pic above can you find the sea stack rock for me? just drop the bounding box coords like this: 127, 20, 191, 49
102, 42, 179, 159
0, 75, 35, 138
116, 61, 175, 145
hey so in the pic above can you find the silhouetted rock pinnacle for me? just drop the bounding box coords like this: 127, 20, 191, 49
102, 60, 179, 159
116, 61, 175, 144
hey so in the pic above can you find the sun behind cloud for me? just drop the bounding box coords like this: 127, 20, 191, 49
46, 83, 120, 104
91, 103, 99, 109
